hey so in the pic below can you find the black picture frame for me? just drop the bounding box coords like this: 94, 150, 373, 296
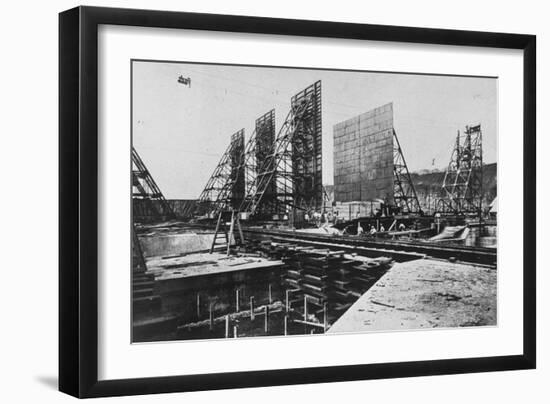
59, 5, 536, 398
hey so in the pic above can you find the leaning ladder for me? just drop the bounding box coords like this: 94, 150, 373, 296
210, 210, 245, 256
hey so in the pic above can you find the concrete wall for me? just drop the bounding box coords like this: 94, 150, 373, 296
133, 199, 197, 221
168, 199, 197, 218
333, 103, 394, 203
154, 264, 285, 325
139, 233, 214, 257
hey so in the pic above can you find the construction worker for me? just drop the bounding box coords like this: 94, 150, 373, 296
313, 211, 321, 227
398, 222, 406, 231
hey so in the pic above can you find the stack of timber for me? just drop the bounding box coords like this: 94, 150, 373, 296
133, 272, 161, 313
240, 239, 393, 329
132, 228, 161, 314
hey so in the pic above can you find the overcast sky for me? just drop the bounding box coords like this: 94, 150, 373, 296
132, 60, 497, 199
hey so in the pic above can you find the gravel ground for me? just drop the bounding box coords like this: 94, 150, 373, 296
328, 258, 496, 333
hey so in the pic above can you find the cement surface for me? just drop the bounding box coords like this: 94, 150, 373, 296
139, 233, 214, 257
328, 258, 496, 334
136, 221, 216, 257
146, 252, 284, 280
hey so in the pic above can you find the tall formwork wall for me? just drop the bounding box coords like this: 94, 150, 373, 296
333, 103, 394, 203
290, 80, 323, 210
254, 109, 278, 215
229, 129, 245, 209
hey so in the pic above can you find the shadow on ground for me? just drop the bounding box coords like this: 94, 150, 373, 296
36, 375, 58, 390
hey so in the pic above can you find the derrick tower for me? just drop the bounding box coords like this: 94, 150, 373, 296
437, 124, 483, 216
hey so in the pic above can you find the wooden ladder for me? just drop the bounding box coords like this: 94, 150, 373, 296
210, 210, 245, 255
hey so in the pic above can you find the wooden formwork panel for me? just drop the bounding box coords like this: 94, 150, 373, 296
333, 103, 394, 203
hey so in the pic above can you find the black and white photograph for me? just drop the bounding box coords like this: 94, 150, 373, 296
0, 0, 544, 401
131, 60, 497, 343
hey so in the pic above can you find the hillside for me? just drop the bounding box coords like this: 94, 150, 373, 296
325, 162, 497, 212
410, 162, 497, 212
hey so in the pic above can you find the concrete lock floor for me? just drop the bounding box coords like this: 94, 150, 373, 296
133, 223, 497, 342
328, 258, 496, 334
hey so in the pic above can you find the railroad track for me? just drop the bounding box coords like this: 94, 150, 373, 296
242, 228, 497, 267
156, 221, 497, 267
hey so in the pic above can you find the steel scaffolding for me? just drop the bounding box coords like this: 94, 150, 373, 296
132, 146, 174, 222
289, 81, 323, 211
393, 129, 422, 215
196, 129, 245, 217
238, 109, 281, 219
239, 81, 323, 217
437, 124, 483, 216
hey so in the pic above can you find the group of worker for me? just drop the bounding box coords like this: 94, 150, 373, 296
355, 221, 408, 236
356, 222, 383, 236
304, 210, 333, 227
303, 209, 411, 236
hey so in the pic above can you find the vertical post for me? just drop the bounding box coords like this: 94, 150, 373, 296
285, 289, 290, 312
268, 284, 272, 304
250, 296, 255, 320
225, 315, 229, 338
303, 295, 308, 320
323, 302, 328, 332
284, 315, 288, 336
196, 293, 201, 319
456, 130, 460, 167
209, 303, 213, 331
479, 126, 483, 226
264, 306, 269, 333
233, 325, 238, 338
227, 210, 235, 256
210, 212, 223, 254
235, 289, 240, 312
237, 216, 245, 245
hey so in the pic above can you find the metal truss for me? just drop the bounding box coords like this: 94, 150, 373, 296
393, 129, 422, 215
238, 109, 282, 219
239, 85, 318, 216
196, 129, 245, 216
132, 146, 174, 222
437, 124, 483, 216
289, 81, 323, 211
